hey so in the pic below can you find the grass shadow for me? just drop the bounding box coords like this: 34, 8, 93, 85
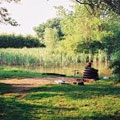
0, 83, 12, 94
0, 96, 77, 120
29, 81, 120, 100
0, 80, 120, 120
1, 95, 120, 120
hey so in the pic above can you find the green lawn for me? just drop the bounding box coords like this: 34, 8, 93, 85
0, 78, 120, 120
0, 66, 63, 79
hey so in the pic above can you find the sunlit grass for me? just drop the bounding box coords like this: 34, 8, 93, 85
0, 66, 58, 79
0, 80, 120, 120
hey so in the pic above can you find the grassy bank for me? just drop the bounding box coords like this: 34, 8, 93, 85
0, 79, 120, 120
0, 66, 45, 79
0, 66, 65, 79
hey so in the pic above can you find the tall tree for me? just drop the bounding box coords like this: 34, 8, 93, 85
60, 5, 106, 55
34, 18, 64, 41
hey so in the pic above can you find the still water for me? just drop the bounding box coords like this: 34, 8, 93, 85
32, 62, 112, 77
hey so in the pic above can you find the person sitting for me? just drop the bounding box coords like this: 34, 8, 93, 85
83, 61, 99, 80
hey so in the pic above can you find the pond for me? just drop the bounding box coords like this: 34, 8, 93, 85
31, 62, 112, 77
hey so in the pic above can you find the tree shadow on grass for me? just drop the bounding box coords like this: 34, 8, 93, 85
25, 92, 58, 100
59, 113, 120, 120
1, 81, 120, 120
1, 79, 120, 100
0, 83, 12, 94
29, 82, 120, 100
1, 96, 120, 120
80, 113, 120, 120
0, 96, 77, 120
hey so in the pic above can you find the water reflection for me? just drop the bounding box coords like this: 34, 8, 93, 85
32, 62, 112, 77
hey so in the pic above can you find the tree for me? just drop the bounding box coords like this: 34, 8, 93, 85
75, 0, 120, 15
60, 5, 107, 55
101, 16, 120, 60
0, 33, 44, 48
34, 18, 64, 41
44, 28, 59, 49
0, 0, 20, 26
110, 50, 120, 82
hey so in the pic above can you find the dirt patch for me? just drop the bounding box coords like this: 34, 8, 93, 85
0, 77, 75, 98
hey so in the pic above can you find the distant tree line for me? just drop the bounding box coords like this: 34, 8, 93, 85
0, 34, 45, 48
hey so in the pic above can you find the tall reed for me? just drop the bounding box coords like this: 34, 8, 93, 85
0, 48, 107, 67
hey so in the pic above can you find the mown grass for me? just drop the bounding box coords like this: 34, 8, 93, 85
0, 79, 120, 120
0, 66, 63, 79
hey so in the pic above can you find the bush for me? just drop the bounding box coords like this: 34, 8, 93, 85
0, 34, 45, 48
110, 50, 120, 82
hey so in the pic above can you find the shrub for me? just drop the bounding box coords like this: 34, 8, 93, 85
110, 50, 120, 82
0, 34, 45, 48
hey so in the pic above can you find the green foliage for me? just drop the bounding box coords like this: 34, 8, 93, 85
54, 5, 67, 17
0, 34, 44, 48
102, 17, 120, 60
55, 4, 120, 63
0, 48, 107, 67
59, 5, 109, 55
110, 50, 120, 82
33, 3, 120, 64
34, 18, 64, 40
44, 28, 59, 49
76, 40, 103, 54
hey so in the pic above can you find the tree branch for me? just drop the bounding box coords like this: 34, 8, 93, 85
0, 0, 20, 26
75, 0, 120, 15
75, 0, 92, 6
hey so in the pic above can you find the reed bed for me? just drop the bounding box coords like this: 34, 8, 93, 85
0, 48, 108, 67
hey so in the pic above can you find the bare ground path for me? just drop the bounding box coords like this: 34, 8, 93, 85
0, 77, 75, 98
0, 77, 75, 119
